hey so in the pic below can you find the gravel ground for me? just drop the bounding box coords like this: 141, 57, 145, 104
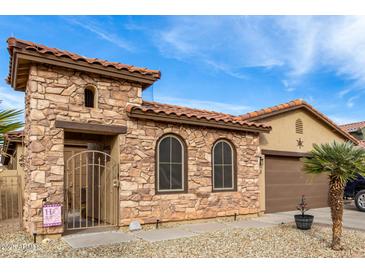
1, 220, 365, 258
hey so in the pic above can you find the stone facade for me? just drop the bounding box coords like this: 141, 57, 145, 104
119, 119, 261, 225
23, 64, 141, 235
22, 63, 261, 235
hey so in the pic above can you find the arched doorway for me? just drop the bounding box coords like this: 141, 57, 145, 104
65, 150, 119, 230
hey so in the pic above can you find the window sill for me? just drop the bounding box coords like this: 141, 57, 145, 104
155, 189, 187, 195
212, 188, 237, 193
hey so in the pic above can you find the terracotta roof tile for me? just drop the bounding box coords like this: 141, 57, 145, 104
127, 101, 271, 132
340, 121, 365, 133
358, 140, 365, 148
239, 99, 304, 120
239, 99, 359, 144
6, 37, 161, 82
4, 130, 23, 143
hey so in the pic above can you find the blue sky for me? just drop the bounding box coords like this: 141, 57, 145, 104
0, 16, 365, 124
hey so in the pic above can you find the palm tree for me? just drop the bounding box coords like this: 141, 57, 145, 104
0, 109, 23, 144
303, 141, 365, 250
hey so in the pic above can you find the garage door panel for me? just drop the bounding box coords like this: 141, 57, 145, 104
266, 184, 328, 198
266, 196, 327, 212
265, 155, 329, 213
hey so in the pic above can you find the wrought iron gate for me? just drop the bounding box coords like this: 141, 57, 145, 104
65, 150, 119, 230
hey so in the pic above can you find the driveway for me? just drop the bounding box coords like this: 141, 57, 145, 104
270, 202, 364, 231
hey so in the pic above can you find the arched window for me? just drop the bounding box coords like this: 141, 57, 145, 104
156, 134, 186, 193
295, 118, 303, 134
212, 140, 235, 191
84, 87, 95, 108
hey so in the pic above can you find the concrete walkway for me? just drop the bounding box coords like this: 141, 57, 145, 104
273, 203, 365, 231
62, 203, 364, 248
62, 231, 136, 248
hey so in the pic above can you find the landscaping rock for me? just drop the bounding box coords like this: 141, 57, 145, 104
1, 219, 365, 258
129, 220, 142, 232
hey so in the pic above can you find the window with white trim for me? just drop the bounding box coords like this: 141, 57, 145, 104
157, 134, 185, 192
212, 140, 235, 190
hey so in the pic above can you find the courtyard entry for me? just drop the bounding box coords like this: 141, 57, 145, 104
64, 133, 119, 231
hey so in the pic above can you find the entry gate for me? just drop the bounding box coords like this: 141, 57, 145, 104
65, 150, 119, 230
0, 175, 21, 222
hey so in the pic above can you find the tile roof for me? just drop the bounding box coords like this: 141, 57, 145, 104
239, 99, 306, 120
340, 121, 365, 133
6, 37, 161, 83
3, 130, 23, 144
127, 101, 271, 132
239, 99, 359, 144
358, 140, 365, 148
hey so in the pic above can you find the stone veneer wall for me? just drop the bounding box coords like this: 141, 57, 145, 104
119, 119, 261, 225
23, 63, 262, 234
23, 64, 141, 235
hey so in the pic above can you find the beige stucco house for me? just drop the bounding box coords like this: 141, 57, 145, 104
239, 100, 358, 213
1, 37, 357, 238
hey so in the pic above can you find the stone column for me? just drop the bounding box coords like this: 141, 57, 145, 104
23, 65, 65, 236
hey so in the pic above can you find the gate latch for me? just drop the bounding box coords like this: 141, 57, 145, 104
113, 179, 120, 188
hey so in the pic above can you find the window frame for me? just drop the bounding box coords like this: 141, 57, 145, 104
84, 86, 97, 108
212, 139, 237, 192
155, 134, 188, 194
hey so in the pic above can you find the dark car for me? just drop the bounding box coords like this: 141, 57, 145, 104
344, 175, 365, 211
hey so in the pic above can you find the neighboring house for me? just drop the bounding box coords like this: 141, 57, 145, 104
1, 130, 24, 172
340, 121, 365, 148
2, 38, 356, 238
239, 100, 358, 213
5, 37, 271, 238
0, 130, 24, 221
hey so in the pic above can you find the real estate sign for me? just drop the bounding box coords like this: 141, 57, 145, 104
43, 204, 62, 227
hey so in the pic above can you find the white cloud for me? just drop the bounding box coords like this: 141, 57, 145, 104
346, 97, 356, 108
64, 17, 135, 52
154, 96, 252, 115
337, 88, 352, 98
0, 86, 25, 111
330, 115, 360, 125
153, 16, 365, 91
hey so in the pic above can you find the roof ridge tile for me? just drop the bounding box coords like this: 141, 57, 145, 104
6, 37, 161, 79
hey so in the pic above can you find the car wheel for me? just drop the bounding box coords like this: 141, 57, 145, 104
355, 190, 365, 212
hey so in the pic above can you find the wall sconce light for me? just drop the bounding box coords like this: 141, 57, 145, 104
258, 155, 264, 168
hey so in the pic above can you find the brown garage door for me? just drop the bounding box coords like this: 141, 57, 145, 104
265, 155, 329, 213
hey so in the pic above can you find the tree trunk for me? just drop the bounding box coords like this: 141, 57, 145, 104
328, 177, 344, 250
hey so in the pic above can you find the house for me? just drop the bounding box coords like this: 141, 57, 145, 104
4, 37, 272, 238
239, 100, 358, 213
2, 37, 356, 238
340, 121, 365, 148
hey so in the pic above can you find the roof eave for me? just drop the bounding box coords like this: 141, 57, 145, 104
128, 109, 271, 133
244, 104, 359, 145
9, 48, 159, 92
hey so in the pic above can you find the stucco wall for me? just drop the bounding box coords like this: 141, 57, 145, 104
119, 119, 261, 225
257, 108, 345, 152
255, 108, 346, 212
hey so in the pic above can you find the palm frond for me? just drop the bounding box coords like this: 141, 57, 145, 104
0, 108, 24, 144
303, 141, 365, 186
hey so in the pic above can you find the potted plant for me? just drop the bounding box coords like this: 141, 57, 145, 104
294, 195, 314, 230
